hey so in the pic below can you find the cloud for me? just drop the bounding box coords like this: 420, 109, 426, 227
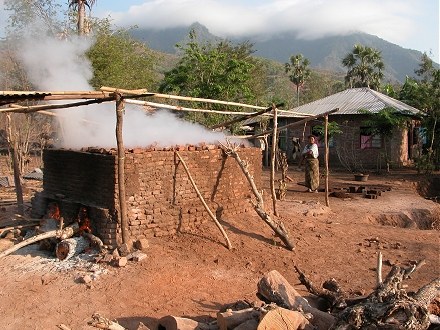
107, 0, 418, 45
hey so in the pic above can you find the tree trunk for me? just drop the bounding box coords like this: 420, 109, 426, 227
257, 270, 335, 329
0, 223, 79, 259
56, 236, 89, 261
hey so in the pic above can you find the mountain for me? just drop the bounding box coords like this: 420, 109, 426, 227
130, 23, 434, 84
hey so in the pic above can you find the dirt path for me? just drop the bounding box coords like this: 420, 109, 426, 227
0, 169, 439, 329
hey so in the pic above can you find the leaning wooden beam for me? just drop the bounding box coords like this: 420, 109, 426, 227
324, 114, 330, 207
248, 108, 339, 139
125, 99, 255, 115
0, 97, 115, 113
0, 223, 79, 259
175, 151, 232, 250
219, 141, 294, 251
210, 102, 284, 129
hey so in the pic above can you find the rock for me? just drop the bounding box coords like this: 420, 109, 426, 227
134, 238, 149, 251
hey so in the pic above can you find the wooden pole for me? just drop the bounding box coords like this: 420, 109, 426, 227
248, 108, 339, 139
6, 114, 24, 215
175, 151, 232, 250
324, 115, 330, 207
115, 93, 129, 245
270, 104, 278, 216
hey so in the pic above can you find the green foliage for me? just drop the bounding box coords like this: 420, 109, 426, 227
87, 20, 160, 91
342, 44, 384, 90
313, 121, 343, 138
359, 108, 410, 137
159, 30, 264, 127
399, 53, 440, 167
285, 54, 311, 106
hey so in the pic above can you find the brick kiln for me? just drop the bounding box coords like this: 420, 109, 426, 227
32, 145, 262, 247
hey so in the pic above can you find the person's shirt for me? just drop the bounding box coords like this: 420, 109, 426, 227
302, 143, 319, 159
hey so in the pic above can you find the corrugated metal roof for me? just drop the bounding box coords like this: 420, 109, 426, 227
281, 87, 421, 117
0, 91, 51, 106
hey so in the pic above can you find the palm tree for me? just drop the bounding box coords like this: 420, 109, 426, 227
285, 54, 311, 107
342, 44, 384, 90
68, 0, 96, 35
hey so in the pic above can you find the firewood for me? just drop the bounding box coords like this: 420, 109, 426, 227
0, 223, 79, 259
294, 265, 348, 312
56, 236, 89, 261
219, 141, 295, 251
257, 307, 311, 330
257, 270, 335, 329
157, 315, 215, 330
82, 232, 106, 252
217, 308, 259, 330
87, 313, 126, 330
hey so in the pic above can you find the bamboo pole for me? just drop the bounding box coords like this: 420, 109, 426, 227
270, 104, 278, 216
211, 103, 284, 130
248, 108, 339, 139
115, 93, 129, 245
324, 115, 330, 207
125, 99, 256, 115
175, 151, 232, 250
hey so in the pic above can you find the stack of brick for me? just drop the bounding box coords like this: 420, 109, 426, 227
34, 145, 262, 247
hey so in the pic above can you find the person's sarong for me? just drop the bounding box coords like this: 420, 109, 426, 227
305, 158, 319, 191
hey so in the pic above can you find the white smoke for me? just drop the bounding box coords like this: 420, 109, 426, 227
16, 33, 239, 149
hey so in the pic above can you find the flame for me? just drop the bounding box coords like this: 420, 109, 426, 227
78, 207, 92, 234
47, 202, 61, 221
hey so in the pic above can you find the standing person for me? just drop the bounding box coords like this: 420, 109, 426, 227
301, 135, 319, 192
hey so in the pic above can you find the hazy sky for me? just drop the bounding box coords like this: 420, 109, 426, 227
94, 0, 439, 62
0, 0, 439, 62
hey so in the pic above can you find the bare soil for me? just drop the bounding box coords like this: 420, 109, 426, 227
0, 168, 439, 330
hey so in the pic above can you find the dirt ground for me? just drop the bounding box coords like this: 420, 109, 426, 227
0, 167, 439, 330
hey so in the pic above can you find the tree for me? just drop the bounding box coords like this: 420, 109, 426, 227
285, 54, 311, 107
342, 44, 384, 90
87, 20, 160, 91
68, 0, 96, 35
159, 30, 264, 128
399, 53, 440, 170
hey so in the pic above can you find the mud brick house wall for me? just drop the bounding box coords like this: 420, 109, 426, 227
284, 115, 413, 169
32, 146, 262, 247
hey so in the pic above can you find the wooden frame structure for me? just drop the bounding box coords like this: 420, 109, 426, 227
0, 87, 331, 244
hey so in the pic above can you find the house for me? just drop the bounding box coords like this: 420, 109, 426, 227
245, 88, 423, 171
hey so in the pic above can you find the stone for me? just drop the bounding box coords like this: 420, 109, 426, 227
134, 238, 149, 251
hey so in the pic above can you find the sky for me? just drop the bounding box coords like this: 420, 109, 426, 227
0, 0, 438, 62
97, 0, 439, 62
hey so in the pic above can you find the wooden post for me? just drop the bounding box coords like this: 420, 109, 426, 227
324, 115, 330, 207
270, 104, 278, 216
6, 114, 24, 215
115, 93, 129, 245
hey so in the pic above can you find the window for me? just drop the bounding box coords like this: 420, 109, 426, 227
360, 127, 382, 149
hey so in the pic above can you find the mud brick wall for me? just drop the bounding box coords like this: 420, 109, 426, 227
286, 115, 409, 168
38, 146, 261, 246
